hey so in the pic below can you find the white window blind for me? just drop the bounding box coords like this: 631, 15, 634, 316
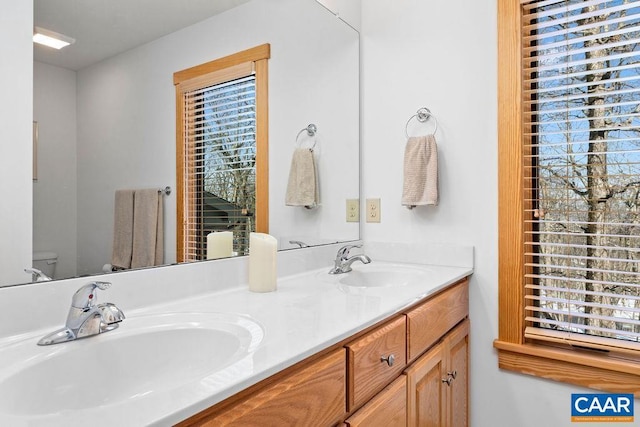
181, 74, 257, 260
522, 0, 640, 351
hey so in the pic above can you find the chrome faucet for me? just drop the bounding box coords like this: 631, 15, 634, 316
329, 244, 372, 274
37, 281, 125, 346
24, 268, 52, 282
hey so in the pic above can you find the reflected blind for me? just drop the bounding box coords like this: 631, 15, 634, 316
522, 0, 640, 351
181, 74, 257, 260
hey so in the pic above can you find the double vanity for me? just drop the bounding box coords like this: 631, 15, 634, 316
0, 242, 472, 426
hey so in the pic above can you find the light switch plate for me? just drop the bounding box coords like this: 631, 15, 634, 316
366, 198, 381, 223
346, 199, 359, 222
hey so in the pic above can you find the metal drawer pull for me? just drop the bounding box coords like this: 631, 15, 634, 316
447, 370, 457, 379
441, 377, 453, 386
380, 354, 395, 367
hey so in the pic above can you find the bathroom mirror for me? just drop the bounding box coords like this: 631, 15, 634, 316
21, 0, 359, 286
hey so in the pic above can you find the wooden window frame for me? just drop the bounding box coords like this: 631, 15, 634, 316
174, 44, 270, 262
494, 1, 640, 393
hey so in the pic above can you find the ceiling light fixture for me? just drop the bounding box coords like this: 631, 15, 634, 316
33, 27, 75, 50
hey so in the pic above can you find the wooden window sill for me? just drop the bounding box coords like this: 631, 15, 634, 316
493, 340, 640, 395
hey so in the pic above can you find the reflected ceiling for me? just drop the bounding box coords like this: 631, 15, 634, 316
34, 0, 250, 70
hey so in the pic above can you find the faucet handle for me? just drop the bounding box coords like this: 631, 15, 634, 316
337, 243, 362, 259
24, 268, 52, 282
289, 240, 309, 248
98, 303, 125, 324
71, 281, 111, 310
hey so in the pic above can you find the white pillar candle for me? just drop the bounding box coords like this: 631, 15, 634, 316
249, 232, 278, 292
206, 231, 233, 260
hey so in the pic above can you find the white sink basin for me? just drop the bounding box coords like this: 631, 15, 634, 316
338, 263, 431, 288
0, 312, 263, 416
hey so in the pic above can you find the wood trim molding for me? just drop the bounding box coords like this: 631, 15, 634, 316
173, 44, 270, 85
175, 89, 186, 262
494, 0, 640, 393
255, 57, 269, 234
494, 340, 640, 395
177, 62, 254, 93
495, 340, 640, 376
497, 0, 525, 345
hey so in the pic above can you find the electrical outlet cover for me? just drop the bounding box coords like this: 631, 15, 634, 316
346, 199, 359, 222
366, 198, 381, 223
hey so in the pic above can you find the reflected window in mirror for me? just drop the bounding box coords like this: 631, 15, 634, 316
174, 44, 270, 262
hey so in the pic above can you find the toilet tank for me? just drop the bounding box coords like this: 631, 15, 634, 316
33, 251, 58, 279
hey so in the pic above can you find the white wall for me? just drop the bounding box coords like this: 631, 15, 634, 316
75, 0, 359, 275
33, 62, 78, 279
316, 0, 362, 31
0, 2, 33, 287
0, 1, 629, 424
360, 1, 600, 426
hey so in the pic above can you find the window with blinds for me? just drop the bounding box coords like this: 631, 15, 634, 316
174, 44, 270, 263
183, 75, 256, 260
522, 0, 640, 351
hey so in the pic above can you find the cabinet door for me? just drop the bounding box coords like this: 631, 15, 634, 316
447, 320, 469, 427
405, 341, 446, 427
405, 320, 470, 427
345, 375, 407, 427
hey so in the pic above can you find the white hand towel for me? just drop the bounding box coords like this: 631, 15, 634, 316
131, 189, 164, 268
111, 190, 135, 269
401, 135, 438, 207
285, 148, 319, 208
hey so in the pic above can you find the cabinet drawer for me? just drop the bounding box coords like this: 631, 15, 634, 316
406, 280, 468, 362
345, 375, 407, 427
346, 316, 407, 411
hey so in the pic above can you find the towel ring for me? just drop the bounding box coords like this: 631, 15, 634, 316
405, 108, 439, 139
295, 123, 318, 150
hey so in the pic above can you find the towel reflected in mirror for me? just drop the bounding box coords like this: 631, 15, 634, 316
111, 189, 164, 270
285, 148, 319, 209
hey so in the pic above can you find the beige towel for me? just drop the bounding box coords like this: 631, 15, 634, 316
402, 135, 438, 207
111, 190, 135, 269
131, 189, 164, 268
285, 148, 319, 208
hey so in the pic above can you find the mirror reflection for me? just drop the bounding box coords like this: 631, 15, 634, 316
24, 0, 359, 287
174, 44, 270, 262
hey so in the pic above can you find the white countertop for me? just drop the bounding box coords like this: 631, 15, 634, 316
0, 260, 471, 427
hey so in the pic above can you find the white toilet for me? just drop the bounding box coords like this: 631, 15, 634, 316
32, 251, 58, 280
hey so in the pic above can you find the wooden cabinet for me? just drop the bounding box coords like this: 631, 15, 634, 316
405, 320, 469, 427
345, 376, 407, 427
405, 341, 446, 426
179, 277, 470, 427
448, 320, 469, 427
346, 279, 469, 427
406, 280, 468, 362
179, 349, 346, 426
346, 316, 407, 411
